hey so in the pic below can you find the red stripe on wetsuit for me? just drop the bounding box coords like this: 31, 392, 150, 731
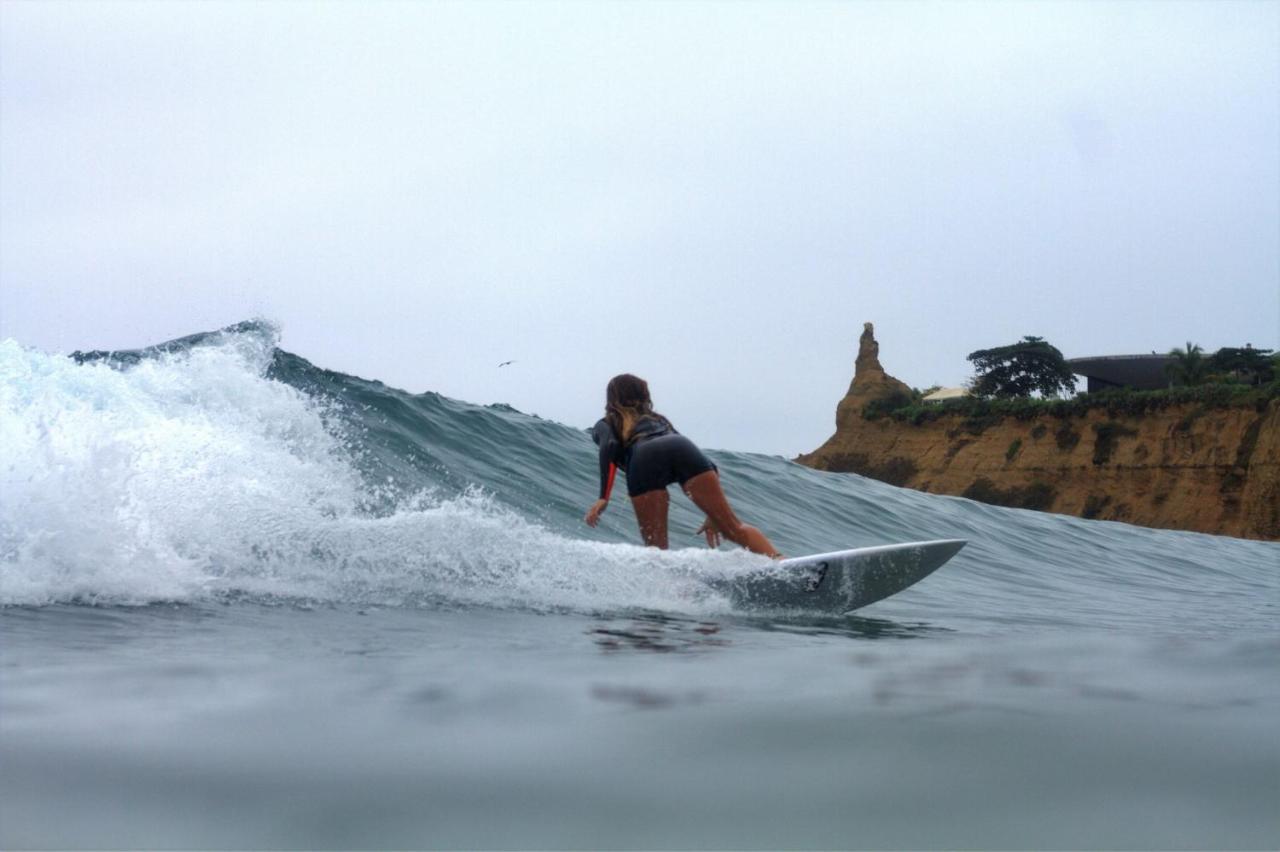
603, 462, 618, 501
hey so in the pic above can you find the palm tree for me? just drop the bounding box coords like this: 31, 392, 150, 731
1165, 342, 1208, 387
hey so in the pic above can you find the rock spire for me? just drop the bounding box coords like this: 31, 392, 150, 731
834, 323, 915, 430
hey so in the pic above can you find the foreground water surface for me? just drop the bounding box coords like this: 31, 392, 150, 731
2, 323, 1277, 848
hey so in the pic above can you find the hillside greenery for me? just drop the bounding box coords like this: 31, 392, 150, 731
967, 336, 1076, 399
864, 339, 1278, 425
1163, 342, 1277, 387
863, 380, 1279, 426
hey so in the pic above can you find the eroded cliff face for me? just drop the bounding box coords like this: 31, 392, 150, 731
797, 326, 1280, 541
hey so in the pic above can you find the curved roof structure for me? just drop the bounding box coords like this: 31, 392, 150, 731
1066, 354, 1173, 391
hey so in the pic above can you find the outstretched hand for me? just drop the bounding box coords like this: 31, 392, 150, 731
584, 499, 609, 527
696, 517, 722, 548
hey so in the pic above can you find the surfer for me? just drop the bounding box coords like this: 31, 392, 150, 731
584, 374, 780, 557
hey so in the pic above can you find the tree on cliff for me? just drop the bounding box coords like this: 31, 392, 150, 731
1208, 345, 1275, 385
1165, 342, 1208, 387
967, 336, 1077, 399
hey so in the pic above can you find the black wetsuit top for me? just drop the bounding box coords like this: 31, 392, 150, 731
591, 415, 674, 499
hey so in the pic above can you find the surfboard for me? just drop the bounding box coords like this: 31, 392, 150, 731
718, 539, 966, 613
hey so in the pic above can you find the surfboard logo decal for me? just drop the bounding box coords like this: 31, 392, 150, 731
803, 561, 829, 593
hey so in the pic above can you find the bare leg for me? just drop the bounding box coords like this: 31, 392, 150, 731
682, 470, 780, 557
629, 489, 670, 548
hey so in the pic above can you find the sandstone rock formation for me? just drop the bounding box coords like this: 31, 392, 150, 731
834, 323, 916, 432
797, 325, 1279, 541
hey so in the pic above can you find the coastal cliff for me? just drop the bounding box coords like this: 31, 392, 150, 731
797, 324, 1280, 541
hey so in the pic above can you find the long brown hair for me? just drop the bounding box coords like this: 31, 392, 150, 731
605, 374, 668, 443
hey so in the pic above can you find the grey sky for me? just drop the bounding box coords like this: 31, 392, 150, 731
2, 0, 1276, 456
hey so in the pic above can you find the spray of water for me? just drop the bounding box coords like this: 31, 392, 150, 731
0, 330, 759, 610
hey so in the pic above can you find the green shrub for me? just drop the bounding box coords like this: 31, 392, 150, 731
860, 383, 1275, 425
861, 390, 915, 421
961, 414, 1002, 436
1092, 422, 1139, 465
962, 478, 1057, 511
1055, 423, 1081, 451
1082, 494, 1112, 519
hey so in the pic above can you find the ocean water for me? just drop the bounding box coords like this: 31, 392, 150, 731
1, 321, 1277, 849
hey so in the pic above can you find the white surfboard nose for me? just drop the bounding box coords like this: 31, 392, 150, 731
922, 539, 967, 565
729, 538, 969, 613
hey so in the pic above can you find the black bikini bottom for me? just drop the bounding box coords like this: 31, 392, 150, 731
626, 433, 717, 497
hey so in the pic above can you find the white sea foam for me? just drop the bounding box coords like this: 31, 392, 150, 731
0, 333, 753, 610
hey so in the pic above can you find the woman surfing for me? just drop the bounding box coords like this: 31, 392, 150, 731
584, 374, 780, 557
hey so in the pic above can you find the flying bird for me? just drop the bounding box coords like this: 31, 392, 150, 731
498, 360, 516, 368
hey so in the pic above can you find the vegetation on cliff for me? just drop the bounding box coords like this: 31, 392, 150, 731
1165, 342, 1211, 387
864, 335, 1277, 426
1164, 342, 1277, 387
966, 336, 1076, 399
865, 381, 1279, 426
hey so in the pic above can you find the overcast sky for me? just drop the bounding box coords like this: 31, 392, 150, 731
2, 0, 1277, 455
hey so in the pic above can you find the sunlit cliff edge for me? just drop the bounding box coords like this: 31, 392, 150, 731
796, 324, 1279, 541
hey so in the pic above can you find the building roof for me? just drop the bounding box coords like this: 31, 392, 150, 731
922, 386, 969, 402
1066, 354, 1173, 389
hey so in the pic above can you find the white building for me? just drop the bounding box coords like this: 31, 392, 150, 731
922, 387, 969, 404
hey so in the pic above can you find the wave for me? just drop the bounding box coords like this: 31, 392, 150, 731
2, 321, 1276, 629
